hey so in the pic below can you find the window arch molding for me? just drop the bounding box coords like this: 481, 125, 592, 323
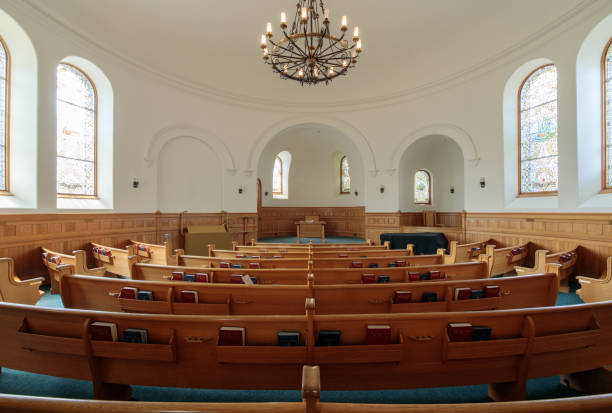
272, 150, 291, 199
0, 35, 9, 194
414, 169, 432, 205
340, 155, 350, 194
602, 36, 612, 192
517, 63, 558, 196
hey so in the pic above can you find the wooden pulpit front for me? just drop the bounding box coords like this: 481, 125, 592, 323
295, 216, 326, 243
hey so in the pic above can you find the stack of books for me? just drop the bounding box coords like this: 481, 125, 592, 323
454, 285, 499, 300
408, 271, 444, 282
447, 322, 492, 341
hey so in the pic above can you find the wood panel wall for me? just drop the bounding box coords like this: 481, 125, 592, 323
365, 212, 401, 244
259, 207, 365, 239
0, 212, 257, 278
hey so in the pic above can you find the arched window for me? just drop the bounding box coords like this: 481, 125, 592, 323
603, 38, 612, 190
414, 170, 431, 204
272, 156, 283, 195
0, 36, 9, 193
518, 64, 558, 195
56, 63, 97, 197
340, 155, 350, 194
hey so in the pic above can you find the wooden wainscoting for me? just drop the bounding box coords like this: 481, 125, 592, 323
0, 211, 257, 279
465, 212, 612, 277
400, 211, 465, 244
259, 207, 365, 239
365, 212, 401, 244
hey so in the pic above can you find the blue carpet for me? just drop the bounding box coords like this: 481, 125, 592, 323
0, 256, 588, 403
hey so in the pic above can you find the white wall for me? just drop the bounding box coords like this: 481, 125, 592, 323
257, 124, 365, 207
399, 135, 465, 212
1, 1, 612, 214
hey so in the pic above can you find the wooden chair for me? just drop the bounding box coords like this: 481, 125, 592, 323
60, 272, 559, 315
577, 257, 612, 303
481, 243, 530, 277
0, 258, 44, 305
42, 248, 106, 294
90, 243, 139, 279
515, 248, 578, 281
128, 240, 184, 266
437, 239, 495, 264
2, 300, 612, 401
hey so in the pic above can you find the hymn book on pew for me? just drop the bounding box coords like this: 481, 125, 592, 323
317, 330, 341, 346
366, 325, 392, 345
277, 331, 300, 346
218, 327, 245, 346
90, 322, 118, 342
123, 328, 148, 344
180, 290, 198, 304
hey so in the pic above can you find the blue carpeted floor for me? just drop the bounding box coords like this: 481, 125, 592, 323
0, 239, 588, 403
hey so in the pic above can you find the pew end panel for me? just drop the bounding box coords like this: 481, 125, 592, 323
577, 257, 612, 303
0, 258, 44, 305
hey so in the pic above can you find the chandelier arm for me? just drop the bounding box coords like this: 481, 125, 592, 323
316, 46, 353, 60
281, 30, 308, 58
314, 60, 333, 81
269, 41, 306, 59
313, 34, 348, 58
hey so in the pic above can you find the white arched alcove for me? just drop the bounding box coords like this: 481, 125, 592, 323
576, 13, 612, 208
57, 56, 114, 210
0, 7, 37, 210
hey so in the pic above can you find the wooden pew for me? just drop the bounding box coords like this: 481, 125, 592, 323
130, 260, 489, 285
60, 272, 559, 315
178, 254, 443, 269
91, 243, 139, 279
515, 248, 578, 281
437, 239, 495, 264
128, 240, 184, 266
42, 248, 106, 294
250, 238, 374, 247
1, 300, 612, 401
210, 246, 415, 259
235, 241, 388, 252
577, 257, 612, 303
482, 243, 530, 277
2, 389, 612, 413
0, 258, 44, 305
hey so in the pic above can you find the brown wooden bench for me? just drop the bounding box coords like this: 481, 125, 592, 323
0, 258, 44, 305
1, 300, 612, 401
60, 272, 559, 315
91, 243, 139, 279
42, 248, 106, 294
481, 243, 530, 277
516, 248, 578, 282
437, 239, 495, 264
250, 238, 374, 247
577, 257, 612, 303
128, 240, 184, 266
210, 245, 415, 259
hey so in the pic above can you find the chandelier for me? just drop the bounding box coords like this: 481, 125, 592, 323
260, 0, 362, 85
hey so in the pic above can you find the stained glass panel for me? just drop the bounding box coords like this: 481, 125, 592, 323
340, 156, 350, 193
0, 39, 7, 192
56, 63, 96, 196
414, 170, 431, 204
605, 43, 612, 188
519, 65, 558, 193
272, 156, 282, 194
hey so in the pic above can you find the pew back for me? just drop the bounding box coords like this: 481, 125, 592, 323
516, 248, 578, 281
0, 258, 44, 305
91, 243, 138, 278
577, 257, 612, 303
42, 248, 106, 293
210, 248, 415, 259
484, 243, 530, 277
129, 240, 184, 266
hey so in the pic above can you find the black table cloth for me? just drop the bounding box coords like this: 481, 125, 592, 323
380, 232, 448, 255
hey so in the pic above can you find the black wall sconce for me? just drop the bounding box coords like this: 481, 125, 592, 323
132, 178, 139, 189
354, 190, 359, 197
480, 177, 486, 188
450, 186, 455, 194
379, 185, 385, 194
238, 186, 244, 194
265, 191, 269, 196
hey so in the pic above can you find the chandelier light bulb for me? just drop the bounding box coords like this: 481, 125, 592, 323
298, 68, 305, 78
263, 48, 269, 60
260, 34, 267, 48
314, 68, 319, 77
356, 39, 362, 52
283, 64, 289, 74
266, 22, 273, 36
342, 59, 348, 68
341, 15, 348, 31
324, 9, 329, 20
353, 26, 359, 41
328, 67, 335, 75
301, 7, 308, 23
280, 12, 287, 28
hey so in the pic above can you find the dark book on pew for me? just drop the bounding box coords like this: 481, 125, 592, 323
231, 274, 244, 284
218, 326, 245, 346
408, 272, 420, 282
447, 323, 473, 342
368, 263, 379, 268
351, 261, 363, 268
421, 292, 437, 302
180, 290, 198, 304
273, 255, 283, 258
183, 273, 195, 282
232, 264, 242, 269
317, 330, 341, 346
250, 276, 258, 284
277, 331, 300, 346
249, 262, 260, 269
395, 260, 406, 267
377, 275, 390, 283
366, 325, 392, 345
361, 274, 376, 284
470, 289, 485, 299
119, 287, 138, 299
420, 273, 430, 281
429, 270, 442, 280
387, 262, 398, 267
454, 287, 472, 300
137, 290, 153, 301
484, 285, 500, 298
171, 271, 184, 281
472, 326, 491, 341
236, 254, 245, 258
195, 273, 210, 283
339, 254, 348, 258
90, 322, 118, 342
122, 328, 148, 344
279, 249, 288, 253
393, 290, 412, 304
220, 262, 230, 268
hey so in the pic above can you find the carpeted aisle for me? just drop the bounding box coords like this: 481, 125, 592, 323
0, 237, 588, 404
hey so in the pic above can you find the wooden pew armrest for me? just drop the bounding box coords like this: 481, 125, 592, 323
173, 249, 185, 256
87, 267, 107, 276
577, 275, 609, 286
19, 276, 45, 286
515, 265, 535, 275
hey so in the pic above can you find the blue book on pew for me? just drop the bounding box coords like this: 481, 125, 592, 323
183, 274, 195, 282
232, 264, 242, 269
250, 276, 258, 284
421, 292, 437, 302
471, 289, 485, 299
137, 291, 153, 301
368, 263, 379, 268
277, 331, 301, 346
377, 275, 390, 283
387, 262, 397, 267
317, 330, 341, 346
122, 328, 148, 344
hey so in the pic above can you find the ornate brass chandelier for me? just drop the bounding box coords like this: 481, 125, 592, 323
260, 0, 362, 85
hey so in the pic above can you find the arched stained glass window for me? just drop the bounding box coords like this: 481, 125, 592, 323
56, 63, 97, 197
519, 64, 558, 195
603, 39, 612, 190
340, 156, 350, 194
414, 170, 431, 204
272, 156, 283, 194
0, 37, 9, 193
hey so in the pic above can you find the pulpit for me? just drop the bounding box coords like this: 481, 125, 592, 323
295, 216, 326, 243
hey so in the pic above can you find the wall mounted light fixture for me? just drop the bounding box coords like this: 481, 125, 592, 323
480, 177, 486, 188
379, 185, 385, 194
450, 186, 455, 194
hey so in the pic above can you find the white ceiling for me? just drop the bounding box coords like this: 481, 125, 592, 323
27, 0, 590, 106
